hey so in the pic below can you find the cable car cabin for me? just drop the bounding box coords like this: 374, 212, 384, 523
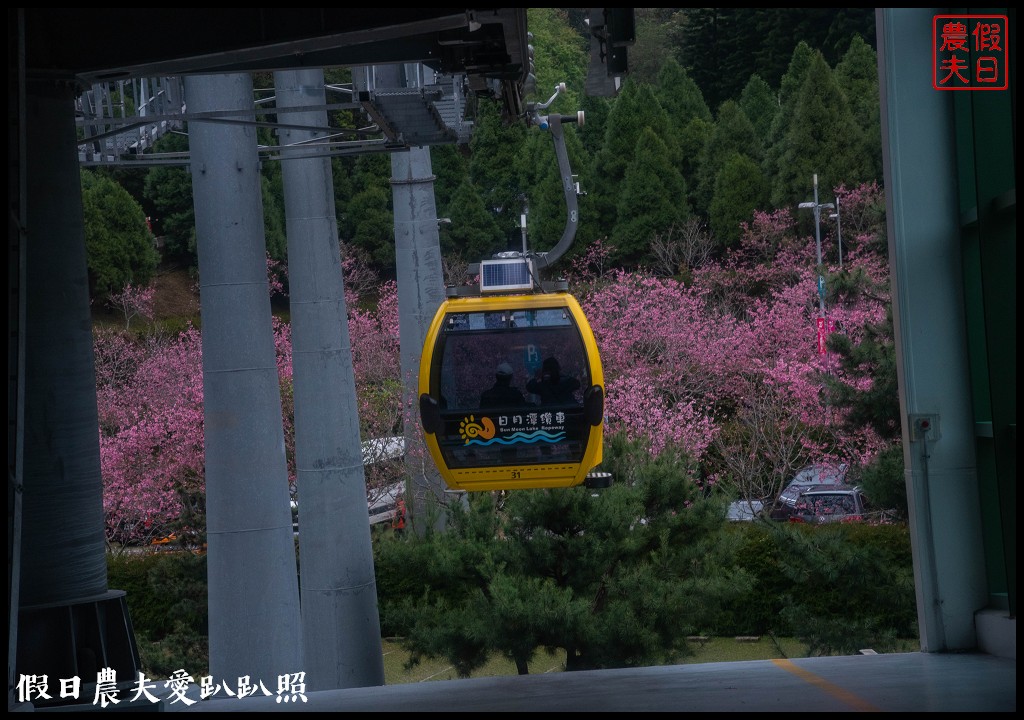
418, 292, 604, 491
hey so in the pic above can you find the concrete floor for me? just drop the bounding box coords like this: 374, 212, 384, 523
187, 652, 1015, 713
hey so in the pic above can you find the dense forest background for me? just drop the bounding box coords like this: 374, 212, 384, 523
87, 7, 880, 293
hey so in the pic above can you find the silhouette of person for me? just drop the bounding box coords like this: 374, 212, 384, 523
526, 356, 580, 405
480, 362, 526, 408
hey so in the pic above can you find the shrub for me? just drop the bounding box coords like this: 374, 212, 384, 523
108, 551, 209, 678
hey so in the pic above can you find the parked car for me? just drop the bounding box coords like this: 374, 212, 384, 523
292, 437, 407, 533
367, 481, 406, 528
727, 499, 765, 522
786, 485, 870, 524
769, 463, 849, 520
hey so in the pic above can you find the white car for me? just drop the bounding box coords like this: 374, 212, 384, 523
727, 499, 765, 521
292, 437, 406, 531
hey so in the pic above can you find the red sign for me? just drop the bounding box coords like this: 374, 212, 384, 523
933, 15, 1009, 90
816, 317, 827, 355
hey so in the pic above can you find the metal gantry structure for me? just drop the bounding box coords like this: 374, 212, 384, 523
75, 64, 477, 167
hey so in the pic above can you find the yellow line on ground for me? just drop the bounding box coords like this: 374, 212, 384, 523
771, 659, 881, 712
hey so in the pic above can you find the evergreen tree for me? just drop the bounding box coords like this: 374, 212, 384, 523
341, 153, 394, 272
835, 35, 882, 181
440, 180, 505, 263
260, 162, 287, 263
674, 8, 729, 109
761, 41, 816, 187
98, 166, 155, 223
430, 144, 470, 222
708, 153, 770, 248
653, 56, 712, 212
673, 8, 875, 106
143, 132, 195, 262
346, 185, 394, 270
654, 57, 712, 132
577, 93, 611, 158
587, 81, 642, 237
81, 168, 160, 299
856, 445, 907, 520
590, 81, 677, 239
822, 302, 900, 443
468, 101, 529, 235
769, 52, 871, 211
713, 9, 765, 103
331, 156, 355, 234
694, 100, 762, 217
611, 128, 689, 266
626, 8, 679, 86
378, 436, 751, 675
677, 116, 714, 214
739, 73, 778, 145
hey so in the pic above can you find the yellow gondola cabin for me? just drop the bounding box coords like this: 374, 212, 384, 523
418, 291, 604, 491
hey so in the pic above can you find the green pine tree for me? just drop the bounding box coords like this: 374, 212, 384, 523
835, 34, 882, 181
143, 132, 195, 262
468, 101, 529, 234
708, 153, 770, 248
694, 100, 762, 217
610, 128, 689, 267
377, 435, 752, 675
654, 57, 713, 131
346, 185, 394, 270
769, 51, 871, 211
430, 145, 470, 223
81, 168, 160, 299
440, 180, 505, 263
739, 74, 778, 145
260, 164, 287, 263
590, 81, 678, 238
341, 153, 394, 271
761, 41, 816, 187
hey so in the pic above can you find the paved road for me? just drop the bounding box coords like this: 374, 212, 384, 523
183, 652, 1014, 712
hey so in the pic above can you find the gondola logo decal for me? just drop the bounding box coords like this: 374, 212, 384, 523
459, 415, 565, 446
459, 415, 495, 442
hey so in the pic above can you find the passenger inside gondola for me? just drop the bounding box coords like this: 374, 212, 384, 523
480, 362, 527, 408
526, 356, 580, 405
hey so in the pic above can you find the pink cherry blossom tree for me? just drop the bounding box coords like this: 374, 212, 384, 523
574, 182, 894, 502
96, 325, 205, 549
106, 282, 156, 330
97, 181, 895, 538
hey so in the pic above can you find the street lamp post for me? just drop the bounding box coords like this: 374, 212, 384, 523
798, 173, 834, 315
829, 196, 842, 268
